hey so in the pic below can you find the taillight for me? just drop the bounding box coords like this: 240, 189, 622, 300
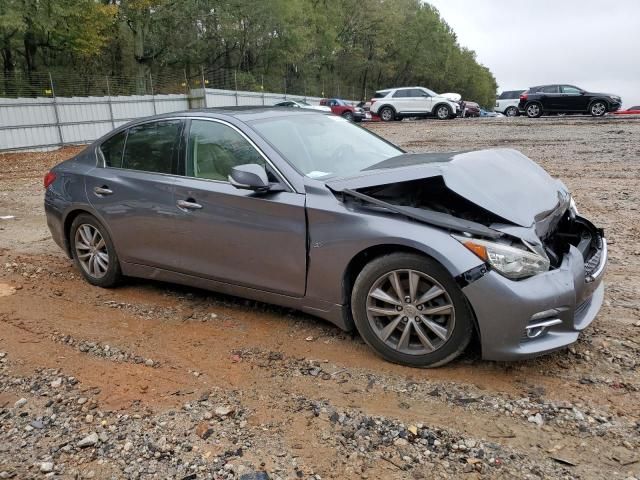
44, 171, 57, 189
519, 93, 528, 102
370, 98, 377, 105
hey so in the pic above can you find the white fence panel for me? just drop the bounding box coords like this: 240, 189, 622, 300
1, 87, 356, 151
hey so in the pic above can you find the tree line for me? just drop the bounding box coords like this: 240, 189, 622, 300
0, 0, 498, 106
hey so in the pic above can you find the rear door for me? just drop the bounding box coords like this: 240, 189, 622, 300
169, 118, 307, 297
538, 85, 562, 110
87, 119, 185, 268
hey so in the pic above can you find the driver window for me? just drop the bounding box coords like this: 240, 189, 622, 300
187, 120, 265, 181
562, 86, 581, 94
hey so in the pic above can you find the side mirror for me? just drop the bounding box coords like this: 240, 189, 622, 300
229, 164, 270, 192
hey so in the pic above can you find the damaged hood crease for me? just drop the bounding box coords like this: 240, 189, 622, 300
328, 149, 571, 239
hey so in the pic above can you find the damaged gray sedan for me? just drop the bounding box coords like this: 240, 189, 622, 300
44, 108, 607, 367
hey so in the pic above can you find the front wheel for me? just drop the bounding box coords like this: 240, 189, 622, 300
71, 213, 122, 287
341, 111, 354, 122
435, 104, 452, 120
351, 253, 474, 367
590, 101, 607, 117
525, 103, 543, 118
505, 106, 519, 117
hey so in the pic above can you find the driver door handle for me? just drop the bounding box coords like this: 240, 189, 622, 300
177, 199, 203, 210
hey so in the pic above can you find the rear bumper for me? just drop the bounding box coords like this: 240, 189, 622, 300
463, 238, 607, 361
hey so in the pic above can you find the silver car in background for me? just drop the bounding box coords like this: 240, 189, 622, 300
44, 107, 606, 367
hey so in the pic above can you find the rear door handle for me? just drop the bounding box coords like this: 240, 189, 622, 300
93, 186, 113, 196
177, 199, 203, 210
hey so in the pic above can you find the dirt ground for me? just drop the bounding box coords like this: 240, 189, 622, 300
1, 116, 639, 479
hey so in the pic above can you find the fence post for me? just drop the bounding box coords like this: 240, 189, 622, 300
149, 73, 157, 115
105, 76, 115, 129
234, 71, 238, 106
201, 66, 207, 108
261, 75, 265, 106
49, 72, 64, 148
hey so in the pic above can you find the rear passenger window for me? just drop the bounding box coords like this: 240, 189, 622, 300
540, 85, 559, 94
100, 131, 126, 168
393, 90, 408, 98
121, 120, 183, 174
187, 120, 264, 181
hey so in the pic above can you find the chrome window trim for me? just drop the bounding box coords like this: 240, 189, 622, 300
95, 116, 296, 193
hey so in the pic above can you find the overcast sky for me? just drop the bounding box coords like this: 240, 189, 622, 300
427, 0, 640, 108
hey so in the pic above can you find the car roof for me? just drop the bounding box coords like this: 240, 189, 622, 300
129, 106, 323, 123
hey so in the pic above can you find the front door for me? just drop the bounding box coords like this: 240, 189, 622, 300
560, 85, 589, 112
169, 118, 307, 297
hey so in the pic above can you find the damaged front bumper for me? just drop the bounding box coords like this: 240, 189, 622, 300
463, 233, 607, 361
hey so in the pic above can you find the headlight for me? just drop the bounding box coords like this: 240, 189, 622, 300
453, 235, 550, 279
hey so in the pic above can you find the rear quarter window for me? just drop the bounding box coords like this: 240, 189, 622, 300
99, 131, 126, 168
374, 91, 389, 98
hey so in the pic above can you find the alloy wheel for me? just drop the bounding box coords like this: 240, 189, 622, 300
591, 102, 606, 116
505, 106, 518, 117
380, 108, 393, 121
74, 224, 109, 279
527, 104, 540, 117
437, 106, 450, 119
366, 269, 455, 355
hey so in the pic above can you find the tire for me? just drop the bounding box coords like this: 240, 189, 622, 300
525, 102, 543, 118
351, 253, 474, 367
70, 213, 122, 287
589, 101, 607, 117
341, 111, 354, 122
378, 106, 395, 122
435, 104, 452, 120
505, 106, 519, 117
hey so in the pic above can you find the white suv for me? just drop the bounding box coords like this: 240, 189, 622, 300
370, 87, 460, 121
494, 90, 524, 117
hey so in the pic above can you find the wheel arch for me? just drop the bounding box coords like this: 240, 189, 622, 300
588, 97, 609, 110
376, 104, 397, 117
62, 206, 114, 258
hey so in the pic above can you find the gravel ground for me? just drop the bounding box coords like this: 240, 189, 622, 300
1, 116, 639, 479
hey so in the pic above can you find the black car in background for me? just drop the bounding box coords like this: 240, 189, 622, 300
518, 85, 622, 118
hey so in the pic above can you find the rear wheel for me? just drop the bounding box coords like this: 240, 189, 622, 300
435, 104, 452, 120
341, 111, 354, 122
70, 213, 121, 287
505, 106, 519, 117
525, 102, 543, 118
590, 101, 607, 117
379, 106, 395, 122
351, 253, 474, 367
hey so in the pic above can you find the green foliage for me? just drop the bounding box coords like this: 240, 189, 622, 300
1, 0, 498, 106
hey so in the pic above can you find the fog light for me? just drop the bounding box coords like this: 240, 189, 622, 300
525, 318, 562, 339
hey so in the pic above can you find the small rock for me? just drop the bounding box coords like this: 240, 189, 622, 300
528, 413, 544, 426
77, 397, 88, 405
14, 398, 27, 408
394, 438, 409, 446
40, 462, 54, 473
85, 414, 94, 423
408, 425, 418, 436
305, 336, 314, 341
214, 406, 234, 417
77, 432, 99, 448
145, 359, 154, 367
239, 472, 270, 480
50, 378, 63, 388
195, 422, 214, 440
123, 441, 133, 452
30, 420, 44, 429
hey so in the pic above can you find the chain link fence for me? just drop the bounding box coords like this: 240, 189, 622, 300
0, 69, 364, 152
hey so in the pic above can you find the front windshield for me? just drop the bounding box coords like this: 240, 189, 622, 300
423, 88, 437, 96
250, 114, 403, 179
298, 100, 311, 106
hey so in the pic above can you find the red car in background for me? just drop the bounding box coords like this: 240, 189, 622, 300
320, 98, 367, 122
613, 106, 640, 115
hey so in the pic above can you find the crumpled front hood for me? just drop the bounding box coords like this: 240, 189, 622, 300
439, 92, 462, 102
326, 148, 570, 229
